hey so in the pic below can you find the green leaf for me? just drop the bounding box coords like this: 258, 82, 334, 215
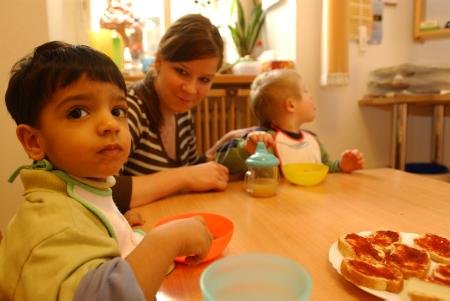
248, 7, 265, 53
227, 0, 266, 57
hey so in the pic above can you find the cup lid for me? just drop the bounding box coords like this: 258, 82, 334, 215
245, 142, 280, 168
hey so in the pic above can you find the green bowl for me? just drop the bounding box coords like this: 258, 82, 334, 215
200, 253, 312, 301
282, 163, 329, 186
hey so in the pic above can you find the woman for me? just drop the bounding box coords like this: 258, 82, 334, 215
113, 14, 244, 214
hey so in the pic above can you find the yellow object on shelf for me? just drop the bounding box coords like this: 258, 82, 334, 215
88, 29, 124, 71
419, 20, 439, 31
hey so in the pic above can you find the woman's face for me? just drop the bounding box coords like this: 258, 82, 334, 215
154, 56, 219, 114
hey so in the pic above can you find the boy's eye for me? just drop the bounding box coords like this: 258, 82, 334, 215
112, 107, 127, 118
68, 108, 88, 119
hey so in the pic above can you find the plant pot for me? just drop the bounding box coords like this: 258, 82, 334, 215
232, 57, 261, 75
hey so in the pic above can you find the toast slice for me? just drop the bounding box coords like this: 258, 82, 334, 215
340, 258, 403, 293
367, 230, 401, 252
338, 233, 385, 262
386, 243, 431, 279
414, 234, 450, 264
400, 278, 450, 301
429, 264, 450, 286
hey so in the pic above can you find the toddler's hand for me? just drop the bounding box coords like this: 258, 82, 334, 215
244, 131, 275, 154
339, 149, 364, 173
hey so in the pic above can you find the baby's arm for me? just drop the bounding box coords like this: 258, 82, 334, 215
339, 149, 364, 173
206, 126, 258, 161
126, 216, 212, 299
216, 130, 274, 177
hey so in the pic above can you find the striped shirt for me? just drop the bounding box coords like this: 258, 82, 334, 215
122, 84, 203, 176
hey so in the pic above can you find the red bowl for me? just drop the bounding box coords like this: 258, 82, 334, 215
152, 212, 234, 263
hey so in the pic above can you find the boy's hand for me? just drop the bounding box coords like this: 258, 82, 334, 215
244, 131, 275, 154
183, 216, 213, 265
124, 210, 145, 226
156, 216, 213, 265
339, 149, 364, 173
183, 161, 229, 191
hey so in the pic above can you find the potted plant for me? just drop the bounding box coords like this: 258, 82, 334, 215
227, 0, 265, 74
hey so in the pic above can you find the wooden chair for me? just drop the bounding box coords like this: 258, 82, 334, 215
193, 88, 254, 154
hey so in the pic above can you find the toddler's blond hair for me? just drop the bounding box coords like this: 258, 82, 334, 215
250, 69, 303, 126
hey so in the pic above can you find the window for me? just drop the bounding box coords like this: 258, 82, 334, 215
88, 0, 239, 73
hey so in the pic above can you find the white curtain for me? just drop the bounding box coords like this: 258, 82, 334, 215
321, 0, 350, 86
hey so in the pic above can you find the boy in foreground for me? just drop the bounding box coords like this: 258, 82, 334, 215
0, 41, 212, 300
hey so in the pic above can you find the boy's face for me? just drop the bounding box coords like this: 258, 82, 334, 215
34, 76, 131, 180
294, 81, 316, 124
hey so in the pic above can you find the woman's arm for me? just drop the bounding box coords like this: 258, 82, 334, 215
129, 162, 228, 208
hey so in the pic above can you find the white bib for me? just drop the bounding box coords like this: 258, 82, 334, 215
274, 130, 322, 166
72, 185, 144, 258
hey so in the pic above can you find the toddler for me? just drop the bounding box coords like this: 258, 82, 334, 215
216, 69, 364, 176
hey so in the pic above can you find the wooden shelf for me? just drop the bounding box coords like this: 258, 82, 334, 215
359, 94, 450, 106
413, 0, 450, 42
414, 27, 450, 42
124, 73, 255, 85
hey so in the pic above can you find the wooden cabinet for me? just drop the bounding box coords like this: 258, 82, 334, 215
413, 0, 450, 41
124, 73, 254, 93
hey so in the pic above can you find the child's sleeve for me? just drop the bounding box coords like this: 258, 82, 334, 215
74, 258, 144, 301
317, 138, 341, 173
215, 138, 250, 176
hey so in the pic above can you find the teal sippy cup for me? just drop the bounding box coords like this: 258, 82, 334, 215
244, 142, 280, 197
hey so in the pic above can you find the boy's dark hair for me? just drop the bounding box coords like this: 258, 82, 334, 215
5, 41, 127, 126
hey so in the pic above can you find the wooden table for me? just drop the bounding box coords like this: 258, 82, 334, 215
133, 168, 450, 300
359, 94, 450, 170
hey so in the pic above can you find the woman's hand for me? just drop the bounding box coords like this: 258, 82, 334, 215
339, 149, 364, 173
244, 131, 275, 154
182, 161, 229, 191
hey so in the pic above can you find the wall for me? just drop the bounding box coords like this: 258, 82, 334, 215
0, 1, 49, 231
264, 0, 296, 61
297, 0, 449, 169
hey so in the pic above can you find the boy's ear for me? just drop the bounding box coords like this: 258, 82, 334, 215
16, 125, 46, 161
284, 97, 297, 113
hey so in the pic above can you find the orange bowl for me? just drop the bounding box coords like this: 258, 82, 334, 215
152, 212, 234, 264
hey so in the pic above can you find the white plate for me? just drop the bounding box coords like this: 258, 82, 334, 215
328, 231, 428, 301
